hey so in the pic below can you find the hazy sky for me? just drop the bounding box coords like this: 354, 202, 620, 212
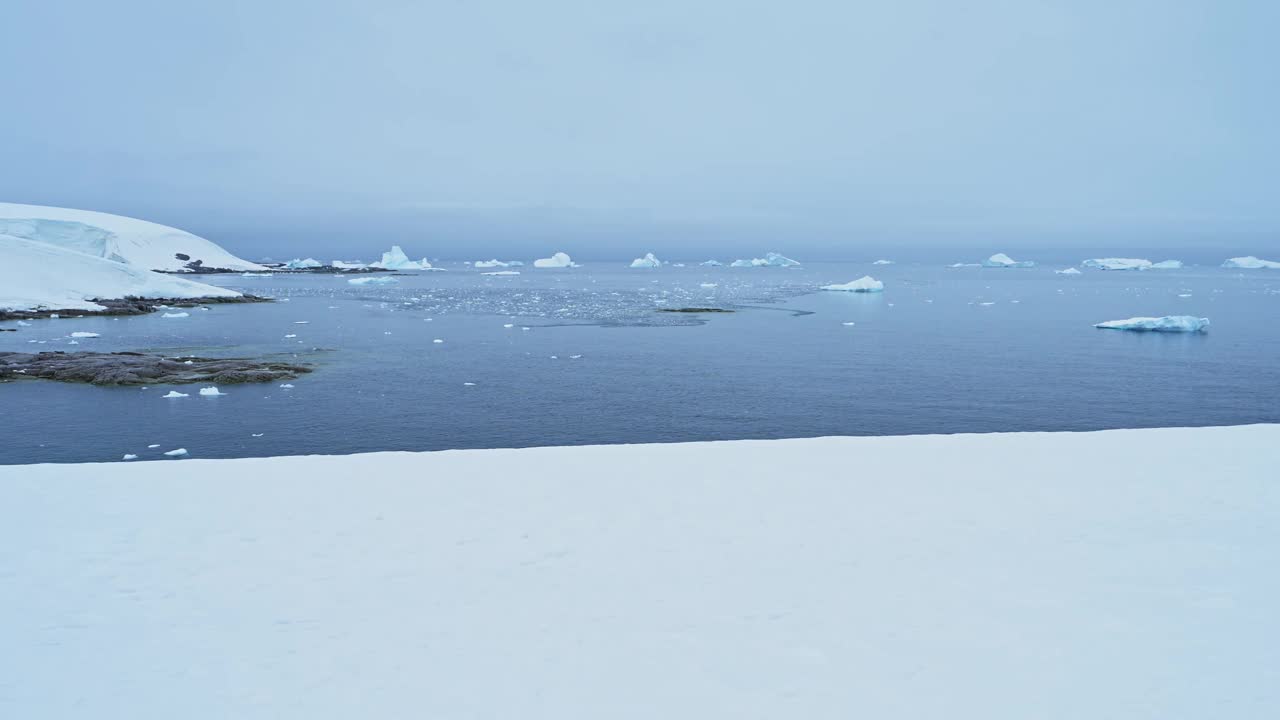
2, 0, 1276, 258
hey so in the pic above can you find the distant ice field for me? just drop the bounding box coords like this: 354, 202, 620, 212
2, 260, 1278, 464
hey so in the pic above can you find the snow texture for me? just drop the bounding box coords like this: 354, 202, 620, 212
2, 425, 1277, 718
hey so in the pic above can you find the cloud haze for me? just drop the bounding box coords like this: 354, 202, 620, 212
2, 0, 1276, 258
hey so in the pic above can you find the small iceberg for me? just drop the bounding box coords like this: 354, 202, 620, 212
163, 448, 188, 457
473, 259, 511, 268
161, 391, 188, 398
730, 252, 801, 268
70, 331, 99, 338
821, 276, 884, 293
1056, 267, 1082, 275
1094, 316, 1209, 333
1083, 258, 1152, 271
481, 270, 520, 276
122, 454, 138, 461
161, 311, 190, 318
872, 259, 894, 265
241, 272, 273, 277
700, 260, 723, 266
373, 246, 433, 271
948, 262, 981, 268
1222, 256, 1280, 270
629, 252, 663, 268
284, 257, 323, 269
348, 276, 399, 285
1150, 260, 1183, 270
533, 252, 576, 268
982, 253, 1035, 268
331, 260, 367, 270
198, 386, 227, 396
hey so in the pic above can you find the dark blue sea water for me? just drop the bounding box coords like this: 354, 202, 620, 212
3, 258, 1278, 464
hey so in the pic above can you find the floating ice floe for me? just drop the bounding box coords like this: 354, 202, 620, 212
331, 260, 367, 270
1094, 316, 1209, 333
473, 259, 514, 268
1150, 260, 1183, 269
533, 252, 576, 268
1056, 267, 1082, 275
629, 253, 663, 268
241, 272, 272, 278
163, 448, 188, 457
373, 246, 434, 271
284, 258, 323, 269
433, 338, 444, 344
872, 259, 894, 265
948, 262, 982, 268
729, 252, 801, 268
1082, 258, 1152, 271
162, 390, 188, 398
821, 276, 884, 293
279, 383, 294, 389
1222, 256, 1280, 269
700, 260, 723, 266
700, 283, 717, 288
348, 276, 399, 285
69, 331, 99, 338
482, 271, 520, 276
122, 454, 138, 461
198, 386, 227, 396
981, 253, 1035, 268
148, 444, 160, 448
161, 311, 189, 318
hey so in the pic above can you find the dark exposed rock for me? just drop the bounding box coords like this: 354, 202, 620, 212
0, 351, 313, 386
0, 295, 270, 322
657, 307, 735, 313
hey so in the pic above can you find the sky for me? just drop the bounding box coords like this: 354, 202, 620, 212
1, 0, 1277, 259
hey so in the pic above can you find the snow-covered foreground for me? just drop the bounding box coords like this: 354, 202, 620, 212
2, 425, 1277, 718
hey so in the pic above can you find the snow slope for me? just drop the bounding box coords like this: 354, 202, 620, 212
0, 234, 240, 312
3, 424, 1277, 719
0, 202, 265, 273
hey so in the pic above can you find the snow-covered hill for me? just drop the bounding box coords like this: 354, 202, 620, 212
0, 234, 240, 312
0, 202, 265, 273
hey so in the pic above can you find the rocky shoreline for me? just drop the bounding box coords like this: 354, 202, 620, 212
1, 351, 313, 386
0, 295, 271, 322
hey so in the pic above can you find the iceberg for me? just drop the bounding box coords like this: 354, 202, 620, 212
69, 331, 100, 338
161, 391, 189, 398
948, 262, 981, 268
163, 448, 188, 457
0, 234, 241, 313
283, 258, 323, 270
348, 276, 399, 285
330, 260, 368, 270
1222, 256, 1280, 270
1082, 258, 1152, 271
198, 386, 227, 396
821, 276, 884, 293
1150, 260, 1183, 269
372, 246, 433, 271
1055, 267, 1082, 275
533, 252, 576, 268
473, 259, 512, 268
0, 202, 266, 273
700, 260, 723, 266
629, 252, 663, 268
982, 253, 1035, 268
730, 252, 801, 268
872, 259, 894, 265
481, 271, 520, 276
161, 311, 189, 318
1094, 316, 1209, 333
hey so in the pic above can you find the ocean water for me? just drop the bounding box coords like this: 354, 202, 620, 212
3, 260, 1278, 464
